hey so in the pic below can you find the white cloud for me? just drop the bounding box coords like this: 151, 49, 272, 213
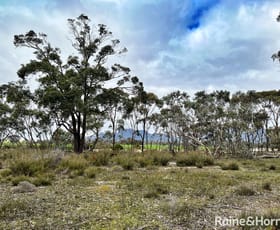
1, 0, 280, 96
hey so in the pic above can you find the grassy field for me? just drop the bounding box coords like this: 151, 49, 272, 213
0, 149, 280, 229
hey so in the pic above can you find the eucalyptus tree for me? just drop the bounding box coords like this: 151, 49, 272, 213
191, 90, 230, 156
0, 81, 53, 147
101, 88, 127, 150
255, 90, 280, 151
86, 112, 105, 150
124, 86, 160, 152
136, 90, 161, 152
229, 91, 267, 156
159, 91, 191, 153
14, 14, 139, 153
0, 85, 12, 148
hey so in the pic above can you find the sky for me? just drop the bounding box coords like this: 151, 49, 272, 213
1, 0, 280, 96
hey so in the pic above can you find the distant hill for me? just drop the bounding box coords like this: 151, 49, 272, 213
88, 129, 168, 142
114, 129, 168, 142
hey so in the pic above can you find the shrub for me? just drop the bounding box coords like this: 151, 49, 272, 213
176, 154, 196, 166
269, 165, 276, 170
176, 152, 214, 167
11, 176, 32, 186
144, 183, 169, 199
10, 159, 44, 176
136, 155, 153, 168
153, 183, 169, 195
69, 169, 84, 178
152, 152, 172, 166
143, 190, 159, 199
235, 185, 256, 196
113, 144, 124, 151
32, 173, 54, 186
0, 168, 12, 178
59, 154, 89, 171
120, 158, 134, 170
221, 162, 239, 170
84, 167, 97, 178
161, 199, 195, 226
88, 152, 110, 166
262, 182, 272, 191
113, 154, 135, 170
196, 161, 203, 168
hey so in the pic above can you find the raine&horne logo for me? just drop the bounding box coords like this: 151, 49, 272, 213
215, 216, 280, 227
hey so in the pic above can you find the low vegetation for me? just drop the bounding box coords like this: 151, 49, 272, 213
220, 162, 240, 170
175, 152, 214, 167
0, 149, 280, 229
235, 185, 256, 196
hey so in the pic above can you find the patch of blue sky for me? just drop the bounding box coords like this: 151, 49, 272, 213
186, 0, 220, 30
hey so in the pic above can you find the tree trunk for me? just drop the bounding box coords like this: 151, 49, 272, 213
73, 132, 85, 153
112, 121, 116, 151
141, 120, 146, 152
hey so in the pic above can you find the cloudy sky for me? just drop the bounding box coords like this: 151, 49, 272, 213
1, 0, 280, 96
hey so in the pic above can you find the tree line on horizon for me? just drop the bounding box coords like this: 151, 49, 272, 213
1, 14, 280, 157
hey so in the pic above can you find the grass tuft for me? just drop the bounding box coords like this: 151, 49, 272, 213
84, 166, 97, 178
235, 185, 256, 196
176, 152, 214, 167
59, 154, 89, 171
221, 162, 239, 170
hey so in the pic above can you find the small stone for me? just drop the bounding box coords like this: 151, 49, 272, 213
11, 181, 37, 193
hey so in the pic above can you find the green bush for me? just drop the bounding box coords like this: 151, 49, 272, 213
262, 182, 272, 191
196, 161, 204, 168
0, 168, 12, 177
84, 167, 97, 178
269, 165, 276, 170
144, 183, 169, 199
114, 155, 135, 170
221, 162, 239, 170
69, 169, 84, 178
136, 155, 153, 168
10, 159, 45, 176
176, 153, 214, 167
11, 176, 32, 186
32, 176, 52, 186
88, 152, 111, 166
235, 185, 256, 196
113, 144, 124, 151
152, 152, 172, 166
143, 190, 160, 199
59, 154, 89, 171
121, 160, 134, 170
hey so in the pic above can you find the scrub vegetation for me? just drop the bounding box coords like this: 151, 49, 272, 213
0, 149, 280, 229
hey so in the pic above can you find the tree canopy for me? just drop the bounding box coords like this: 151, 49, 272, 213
14, 14, 140, 153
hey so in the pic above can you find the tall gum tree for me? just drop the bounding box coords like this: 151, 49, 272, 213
14, 14, 139, 153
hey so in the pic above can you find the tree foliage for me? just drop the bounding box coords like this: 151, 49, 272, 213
14, 14, 140, 153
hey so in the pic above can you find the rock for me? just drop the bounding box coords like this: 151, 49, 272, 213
11, 181, 37, 193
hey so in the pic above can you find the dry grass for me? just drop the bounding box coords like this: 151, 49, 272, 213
0, 149, 280, 229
